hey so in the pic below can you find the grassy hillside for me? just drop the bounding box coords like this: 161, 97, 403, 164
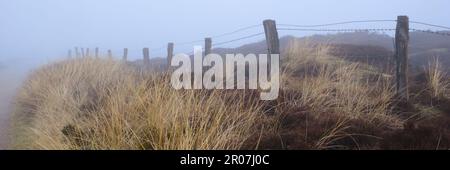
11, 40, 450, 150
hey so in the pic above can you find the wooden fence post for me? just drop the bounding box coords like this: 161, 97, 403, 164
86, 48, 90, 57
75, 47, 80, 57
108, 49, 112, 58
167, 43, 174, 69
205, 38, 212, 56
262, 19, 280, 114
81, 48, 85, 58
263, 19, 280, 78
123, 48, 128, 61
395, 15, 410, 101
263, 20, 280, 56
143, 48, 150, 67
95, 47, 99, 58
68, 50, 72, 58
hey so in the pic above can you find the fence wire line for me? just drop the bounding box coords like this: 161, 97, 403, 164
151, 45, 166, 52
410, 28, 450, 36
213, 32, 265, 47
278, 28, 397, 32
151, 24, 261, 51
146, 20, 450, 54
210, 24, 262, 39
278, 20, 397, 28
410, 21, 450, 30
153, 27, 450, 54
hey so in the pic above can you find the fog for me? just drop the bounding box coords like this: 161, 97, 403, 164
1, 0, 450, 63
0, 58, 35, 148
1, 0, 450, 148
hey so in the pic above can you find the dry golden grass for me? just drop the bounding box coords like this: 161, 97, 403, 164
12, 40, 411, 150
12, 57, 267, 150
282, 39, 402, 128
425, 57, 449, 99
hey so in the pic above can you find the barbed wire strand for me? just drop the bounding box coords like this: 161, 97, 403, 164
151, 24, 262, 51
151, 45, 166, 52
277, 28, 397, 32
210, 24, 262, 39
410, 21, 450, 30
151, 20, 450, 54
410, 28, 450, 36
278, 20, 397, 28
213, 32, 265, 47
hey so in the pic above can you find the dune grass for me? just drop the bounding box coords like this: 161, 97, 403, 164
12, 40, 449, 150
425, 57, 449, 99
11, 57, 269, 149
282, 40, 402, 126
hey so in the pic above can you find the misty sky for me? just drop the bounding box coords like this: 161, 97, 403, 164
1, 0, 450, 63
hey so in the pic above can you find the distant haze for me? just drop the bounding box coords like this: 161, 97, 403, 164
1, 0, 450, 63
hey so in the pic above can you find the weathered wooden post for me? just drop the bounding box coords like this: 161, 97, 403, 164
167, 43, 174, 70
81, 48, 85, 58
123, 48, 128, 61
143, 48, 150, 67
395, 15, 410, 101
108, 49, 112, 58
263, 20, 280, 58
205, 38, 212, 56
95, 47, 99, 58
262, 19, 280, 114
68, 50, 72, 58
203, 38, 213, 73
86, 48, 90, 57
75, 47, 80, 57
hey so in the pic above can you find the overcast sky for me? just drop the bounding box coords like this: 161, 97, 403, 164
1, 0, 450, 62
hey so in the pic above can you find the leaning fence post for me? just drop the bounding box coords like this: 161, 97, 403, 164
123, 48, 128, 61
262, 19, 280, 114
205, 38, 212, 56
95, 47, 99, 58
263, 19, 280, 79
75, 47, 80, 57
81, 48, 85, 58
167, 43, 174, 70
68, 50, 72, 58
143, 48, 150, 67
263, 20, 281, 57
395, 15, 410, 101
86, 48, 90, 57
108, 49, 112, 58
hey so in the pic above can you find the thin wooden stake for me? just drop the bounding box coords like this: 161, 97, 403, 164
123, 48, 128, 61
108, 49, 112, 58
143, 48, 150, 67
95, 47, 99, 58
205, 38, 212, 56
68, 50, 72, 58
86, 48, 90, 57
395, 15, 410, 101
81, 48, 85, 58
262, 19, 280, 114
75, 47, 80, 57
167, 43, 174, 69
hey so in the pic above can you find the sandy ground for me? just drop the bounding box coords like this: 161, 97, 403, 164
0, 60, 35, 149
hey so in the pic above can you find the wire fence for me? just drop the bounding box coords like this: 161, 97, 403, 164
71, 19, 450, 58
171, 19, 450, 55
